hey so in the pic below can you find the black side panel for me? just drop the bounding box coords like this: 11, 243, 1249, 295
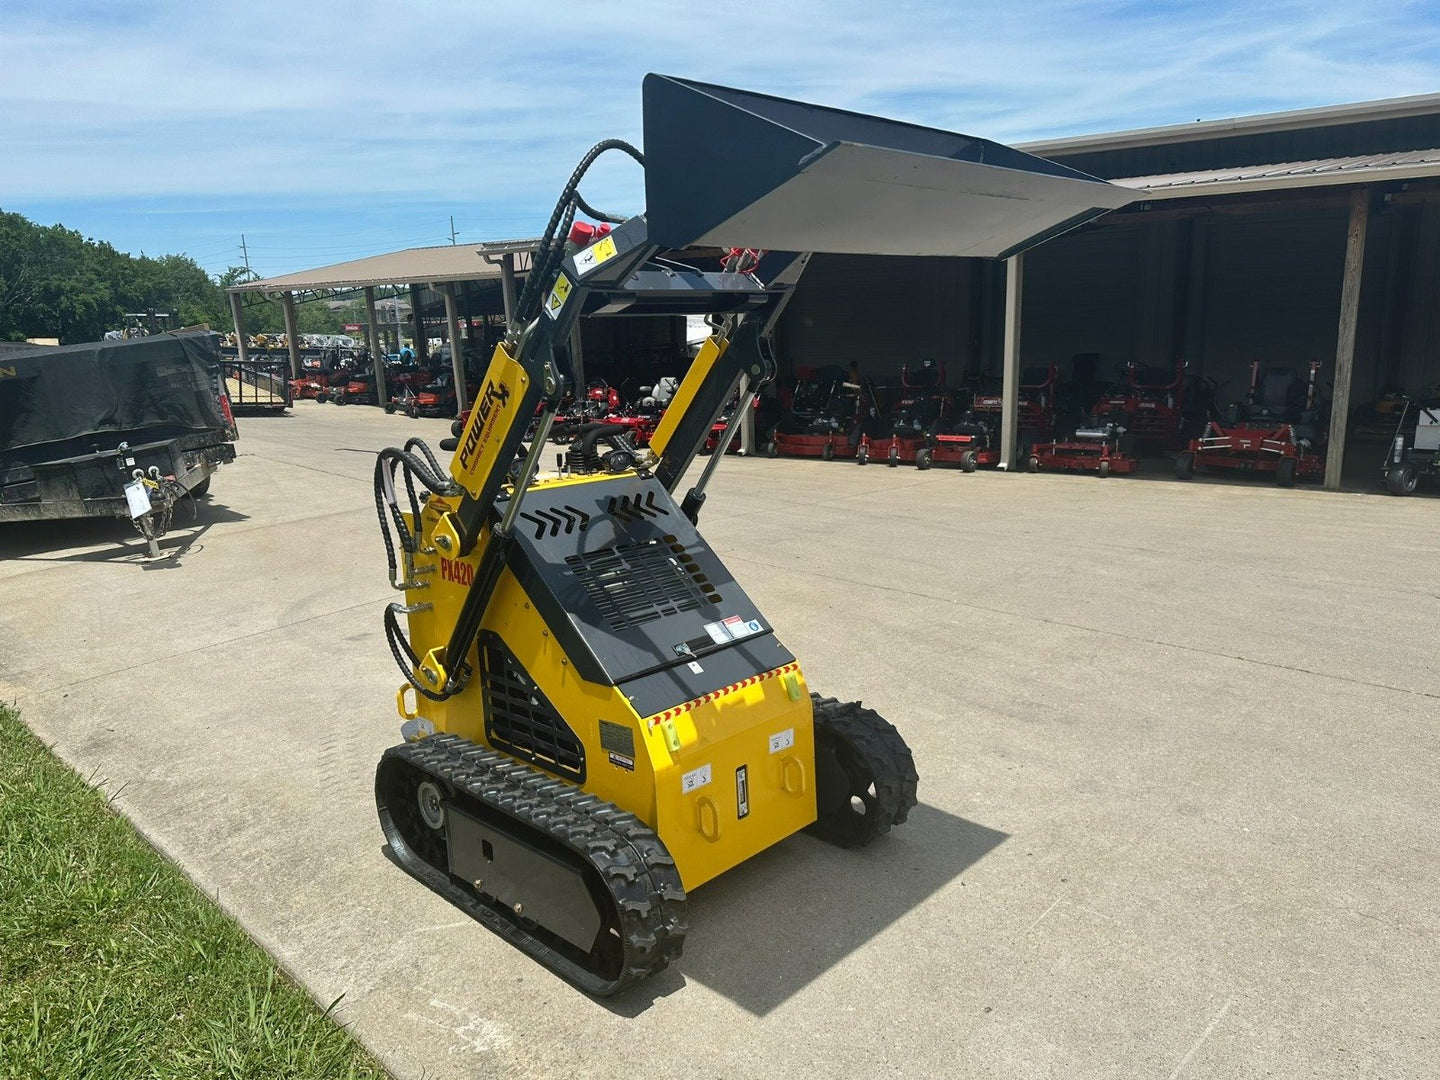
503, 475, 783, 704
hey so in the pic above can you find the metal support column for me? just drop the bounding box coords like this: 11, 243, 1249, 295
443, 285, 469, 416
279, 292, 301, 377
998, 253, 1024, 470
409, 285, 428, 362
364, 287, 386, 404
228, 292, 249, 365
1180, 219, 1209, 379
501, 253, 518, 325
1325, 188, 1371, 491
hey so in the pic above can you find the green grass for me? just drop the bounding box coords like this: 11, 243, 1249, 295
0, 706, 390, 1080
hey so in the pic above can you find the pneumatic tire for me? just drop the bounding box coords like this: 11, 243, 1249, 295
1386, 464, 1418, 496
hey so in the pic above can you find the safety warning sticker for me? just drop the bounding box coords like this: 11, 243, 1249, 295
768, 728, 795, 754
702, 616, 765, 645
544, 273, 573, 319
681, 763, 712, 794
573, 234, 619, 277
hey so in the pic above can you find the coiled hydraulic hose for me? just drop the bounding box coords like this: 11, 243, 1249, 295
512, 140, 644, 327
373, 437, 466, 701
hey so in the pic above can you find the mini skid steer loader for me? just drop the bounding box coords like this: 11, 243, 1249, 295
370, 75, 1133, 995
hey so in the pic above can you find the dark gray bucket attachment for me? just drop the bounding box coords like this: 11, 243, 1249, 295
642, 74, 1134, 259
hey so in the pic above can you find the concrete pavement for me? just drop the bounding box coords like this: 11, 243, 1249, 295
2, 401, 1436, 1079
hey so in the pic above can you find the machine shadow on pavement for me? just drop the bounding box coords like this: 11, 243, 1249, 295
672, 803, 1005, 1015
384, 803, 1003, 1018
547, 806, 1002, 1025
0, 501, 250, 563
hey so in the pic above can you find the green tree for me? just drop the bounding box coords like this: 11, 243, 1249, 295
0, 209, 232, 344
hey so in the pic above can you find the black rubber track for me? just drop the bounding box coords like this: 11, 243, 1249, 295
806, 694, 919, 848
376, 734, 687, 996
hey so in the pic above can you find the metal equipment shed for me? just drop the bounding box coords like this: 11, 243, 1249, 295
227, 239, 695, 415
227, 240, 536, 413
776, 91, 1440, 489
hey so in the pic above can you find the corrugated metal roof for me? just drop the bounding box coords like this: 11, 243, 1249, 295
1112, 147, 1440, 199
1020, 91, 1440, 157
229, 239, 537, 293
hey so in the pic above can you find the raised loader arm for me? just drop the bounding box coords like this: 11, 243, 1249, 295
376, 73, 1134, 706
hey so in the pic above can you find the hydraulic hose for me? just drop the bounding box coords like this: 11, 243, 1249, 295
513, 140, 645, 326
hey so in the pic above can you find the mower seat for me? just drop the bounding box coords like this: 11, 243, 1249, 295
1254, 367, 1306, 420
908, 360, 942, 389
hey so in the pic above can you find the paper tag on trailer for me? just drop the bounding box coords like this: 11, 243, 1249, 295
573, 235, 619, 277
123, 480, 152, 519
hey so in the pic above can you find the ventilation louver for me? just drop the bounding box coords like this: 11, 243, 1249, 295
480, 635, 585, 781
565, 535, 721, 631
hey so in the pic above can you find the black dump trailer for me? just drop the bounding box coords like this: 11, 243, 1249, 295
0, 332, 237, 548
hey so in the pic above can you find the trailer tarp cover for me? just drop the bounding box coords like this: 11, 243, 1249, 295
0, 332, 226, 462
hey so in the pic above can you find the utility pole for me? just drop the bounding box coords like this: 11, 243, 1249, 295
449, 216, 458, 245
240, 234, 252, 274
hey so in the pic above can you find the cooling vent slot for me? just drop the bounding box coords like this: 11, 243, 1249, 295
518, 504, 592, 539
565, 534, 721, 631
480, 635, 585, 781
606, 490, 669, 523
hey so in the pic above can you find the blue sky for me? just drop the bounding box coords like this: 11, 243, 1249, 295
4, 0, 1438, 279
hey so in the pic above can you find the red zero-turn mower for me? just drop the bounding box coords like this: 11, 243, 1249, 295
1177, 360, 1327, 486
290, 358, 333, 401
403, 370, 476, 418
858, 358, 950, 467
383, 366, 437, 414
582, 378, 622, 420
327, 367, 379, 406
603, 377, 678, 448
768, 366, 876, 460
934, 362, 1057, 470
1093, 356, 1188, 450
1029, 414, 1139, 476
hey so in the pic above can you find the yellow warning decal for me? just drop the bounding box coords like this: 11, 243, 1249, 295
544, 273, 573, 319
574, 234, 619, 277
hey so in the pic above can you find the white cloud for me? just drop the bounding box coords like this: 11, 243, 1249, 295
3, 0, 1437, 268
